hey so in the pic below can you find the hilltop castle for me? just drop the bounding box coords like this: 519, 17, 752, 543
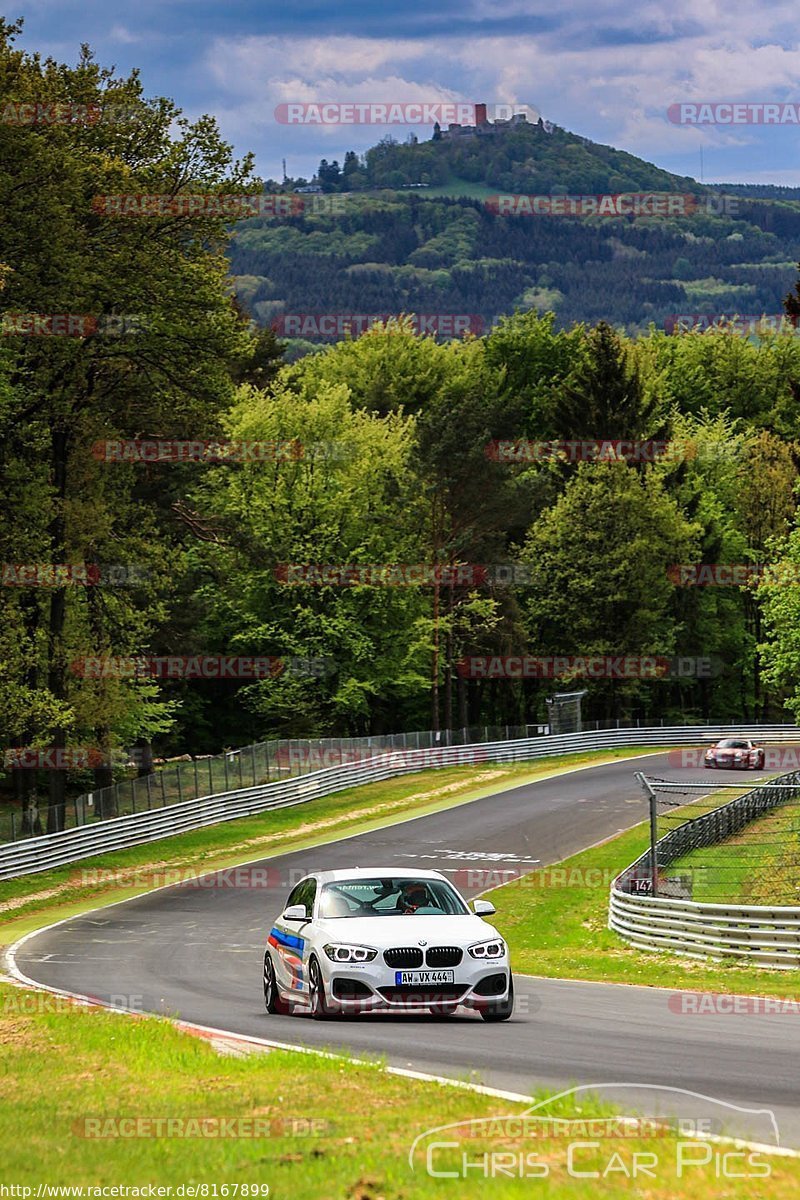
436, 102, 552, 141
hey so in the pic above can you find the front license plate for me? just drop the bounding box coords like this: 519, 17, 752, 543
395, 970, 455, 985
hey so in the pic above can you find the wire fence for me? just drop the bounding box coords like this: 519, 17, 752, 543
618, 770, 800, 904
0, 724, 543, 843
4, 717, 797, 850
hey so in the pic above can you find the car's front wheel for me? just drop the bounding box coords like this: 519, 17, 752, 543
308, 957, 337, 1019
263, 951, 291, 1015
480, 975, 514, 1023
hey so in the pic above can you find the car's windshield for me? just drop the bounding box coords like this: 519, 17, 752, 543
718, 740, 750, 749
318, 877, 469, 918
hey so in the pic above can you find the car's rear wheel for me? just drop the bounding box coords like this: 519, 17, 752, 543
309, 957, 337, 1019
480, 975, 514, 1023
263, 951, 291, 1015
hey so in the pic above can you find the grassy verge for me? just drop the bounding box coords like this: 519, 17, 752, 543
489, 820, 800, 995
670, 800, 800, 904
1, 982, 797, 1197
0, 747, 659, 946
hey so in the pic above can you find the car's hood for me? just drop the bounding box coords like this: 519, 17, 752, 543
314, 914, 501, 947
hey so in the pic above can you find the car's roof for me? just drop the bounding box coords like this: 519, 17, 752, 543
306, 867, 450, 885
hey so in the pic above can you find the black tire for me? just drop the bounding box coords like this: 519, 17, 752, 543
263, 951, 291, 1015
480, 975, 514, 1023
308, 957, 337, 1019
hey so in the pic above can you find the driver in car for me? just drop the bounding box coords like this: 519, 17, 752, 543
398, 881, 431, 913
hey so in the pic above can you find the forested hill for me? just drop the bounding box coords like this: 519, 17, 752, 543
301, 120, 702, 196
229, 121, 800, 352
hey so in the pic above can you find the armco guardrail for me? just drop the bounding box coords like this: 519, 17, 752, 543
609, 891, 800, 969
2, 723, 799, 881
610, 767, 800, 968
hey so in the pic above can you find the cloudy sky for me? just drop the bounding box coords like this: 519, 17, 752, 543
12, 0, 800, 185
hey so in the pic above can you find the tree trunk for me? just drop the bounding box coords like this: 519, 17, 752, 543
45, 424, 69, 833
443, 582, 454, 733
457, 670, 468, 732
134, 737, 154, 777
18, 593, 43, 835
86, 573, 117, 817
431, 571, 440, 734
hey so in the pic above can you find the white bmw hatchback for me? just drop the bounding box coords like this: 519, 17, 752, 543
263, 867, 514, 1021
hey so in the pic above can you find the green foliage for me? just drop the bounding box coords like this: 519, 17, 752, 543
5, 22, 800, 764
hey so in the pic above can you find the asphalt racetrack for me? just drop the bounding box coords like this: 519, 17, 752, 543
11, 751, 800, 1147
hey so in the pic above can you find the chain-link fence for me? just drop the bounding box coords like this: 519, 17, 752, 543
0, 724, 542, 844
618, 770, 800, 904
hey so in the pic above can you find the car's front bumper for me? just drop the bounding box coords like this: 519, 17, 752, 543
706, 756, 756, 768
320, 956, 512, 1012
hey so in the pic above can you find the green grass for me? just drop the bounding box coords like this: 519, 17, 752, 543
2, 982, 799, 1196
670, 799, 800, 905
682, 277, 756, 297
0, 747, 660, 946
488, 817, 800, 993
5, 747, 800, 1193
415, 178, 499, 200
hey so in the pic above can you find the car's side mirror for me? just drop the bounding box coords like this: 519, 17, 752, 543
473, 899, 496, 915
282, 904, 308, 921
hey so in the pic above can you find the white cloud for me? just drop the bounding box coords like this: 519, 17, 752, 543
203, 20, 800, 178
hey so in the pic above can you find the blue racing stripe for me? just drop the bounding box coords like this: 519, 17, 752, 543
269, 925, 305, 952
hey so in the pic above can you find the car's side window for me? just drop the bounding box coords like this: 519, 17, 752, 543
299, 877, 317, 918
285, 882, 305, 910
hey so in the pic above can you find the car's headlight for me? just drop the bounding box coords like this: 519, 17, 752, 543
468, 938, 506, 959
323, 943, 377, 963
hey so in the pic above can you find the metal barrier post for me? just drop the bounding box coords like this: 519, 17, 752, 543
634, 771, 659, 897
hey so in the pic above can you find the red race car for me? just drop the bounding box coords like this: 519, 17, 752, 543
704, 738, 765, 770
